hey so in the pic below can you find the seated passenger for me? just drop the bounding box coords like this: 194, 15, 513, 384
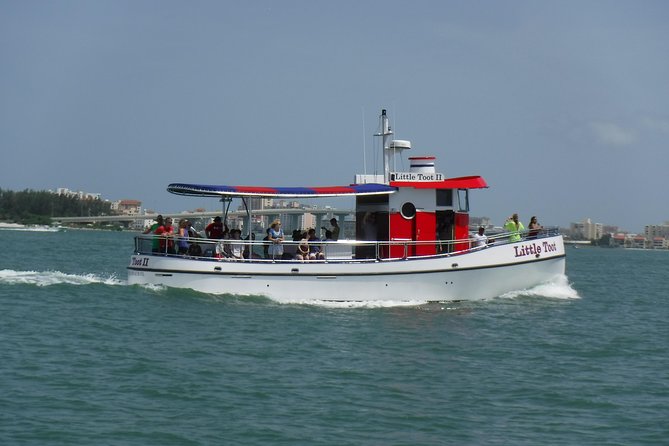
228, 229, 244, 260
187, 243, 202, 257
307, 228, 324, 260
295, 232, 309, 261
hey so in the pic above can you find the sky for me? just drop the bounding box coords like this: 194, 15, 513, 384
1, 1, 668, 232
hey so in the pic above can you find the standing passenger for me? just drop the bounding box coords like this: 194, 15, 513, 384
268, 220, 285, 259
177, 219, 190, 255
527, 216, 542, 239
322, 218, 340, 241
504, 213, 525, 242
144, 215, 164, 253
206, 216, 225, 239
155, 217, 176, 254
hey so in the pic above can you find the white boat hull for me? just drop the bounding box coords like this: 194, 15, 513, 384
127, 235, 566, 303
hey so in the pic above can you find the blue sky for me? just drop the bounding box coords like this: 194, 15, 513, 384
1, 1, 667, 232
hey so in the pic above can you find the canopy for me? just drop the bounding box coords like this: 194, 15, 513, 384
167, 183, 397, 198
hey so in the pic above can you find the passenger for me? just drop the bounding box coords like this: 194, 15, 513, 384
295, 232, 309, 261
144, 214, 163, 234
205, 216, 226, 239
504, 213, 525, 243
268, 219, 285, 259
155, 217, 176, 254
186, 220, 201, 239
187, 243, 203, 257
472, 226, 488, 248
177, 219, 190, 255
228, 229, 244, 259
322, 218, 340, 241
307, 228, 324, 260
144, 215, 164, 253
527, 216, 542, 239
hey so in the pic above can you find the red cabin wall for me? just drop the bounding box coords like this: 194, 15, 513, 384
388, 211, 437, 258
454, 212, 470, 252
415, 211, 436, 256
389, 213, 413, 258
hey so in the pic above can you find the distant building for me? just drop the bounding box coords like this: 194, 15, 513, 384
610, 233, 626, 248
570, 218, 603, 240
55, 187, 101, 200
644, 223, 669, 240
112, 199, 142, 215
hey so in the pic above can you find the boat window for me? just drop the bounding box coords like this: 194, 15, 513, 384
456, 189, 469, 212
436, 189, 453, 207
400, 202, 416, 220
357, 194, 389, 207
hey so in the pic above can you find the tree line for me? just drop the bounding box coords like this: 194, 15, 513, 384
0, 188, 113, 225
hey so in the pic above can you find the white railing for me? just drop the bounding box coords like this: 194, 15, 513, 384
133, 227, 560, 263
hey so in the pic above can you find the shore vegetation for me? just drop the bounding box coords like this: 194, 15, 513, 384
0, 188, 113, 225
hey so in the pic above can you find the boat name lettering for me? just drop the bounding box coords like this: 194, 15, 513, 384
392, 172, 443, 182
513, 241, 558, 258
131, 256, 149, 267
542, 241, 557, 252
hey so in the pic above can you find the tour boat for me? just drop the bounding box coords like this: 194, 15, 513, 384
127, 110, 566, 303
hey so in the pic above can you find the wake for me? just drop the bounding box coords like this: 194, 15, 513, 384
499, 274, 579, 300
0, 269, 125, 287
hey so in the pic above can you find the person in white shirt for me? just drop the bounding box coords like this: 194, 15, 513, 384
473, 226, 488, 248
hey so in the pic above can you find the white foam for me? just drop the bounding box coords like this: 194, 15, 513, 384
273, 298, 428, 309
499, 274, 580, 300
0, 269, 125, 287
138, 283, 167, 292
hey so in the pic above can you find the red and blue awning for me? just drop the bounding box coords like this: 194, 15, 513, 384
167, 183, 397, 198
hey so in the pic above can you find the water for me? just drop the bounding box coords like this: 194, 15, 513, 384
1, 230, 667, 445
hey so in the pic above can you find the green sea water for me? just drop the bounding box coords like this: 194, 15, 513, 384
1, 229, 667, 445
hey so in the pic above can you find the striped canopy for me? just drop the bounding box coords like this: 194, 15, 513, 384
167, 183, 397, 198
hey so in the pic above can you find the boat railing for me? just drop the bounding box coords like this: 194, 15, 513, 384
133, 226, 560, 262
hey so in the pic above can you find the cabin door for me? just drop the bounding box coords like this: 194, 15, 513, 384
436, 210, 455, 253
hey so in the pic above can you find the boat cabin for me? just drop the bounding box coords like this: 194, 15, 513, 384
354, 155, 487, 259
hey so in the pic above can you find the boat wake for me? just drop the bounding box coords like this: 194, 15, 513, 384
499, 274, 579, 300
0, 269, 125, 287
275, 298, 430, 309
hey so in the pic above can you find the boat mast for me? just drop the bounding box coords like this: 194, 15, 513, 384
375, 109, 393, 184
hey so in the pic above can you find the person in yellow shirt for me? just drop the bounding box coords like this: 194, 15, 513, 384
504, 213, 525, 242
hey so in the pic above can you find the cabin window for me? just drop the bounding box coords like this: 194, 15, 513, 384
436, 189, 453, 207
456, 189, 469, 212
400, 202, 416, 220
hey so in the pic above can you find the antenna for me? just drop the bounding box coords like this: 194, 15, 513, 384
374, 109, 393, 183
361, 107, 367, 176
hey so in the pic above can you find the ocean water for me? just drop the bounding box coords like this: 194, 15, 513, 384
1, 229, 667, 445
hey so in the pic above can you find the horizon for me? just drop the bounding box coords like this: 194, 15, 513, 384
2, 2, 668, 233
0, 184, 657, 235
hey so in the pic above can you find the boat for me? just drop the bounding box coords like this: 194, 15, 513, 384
127, 109, 566, 303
